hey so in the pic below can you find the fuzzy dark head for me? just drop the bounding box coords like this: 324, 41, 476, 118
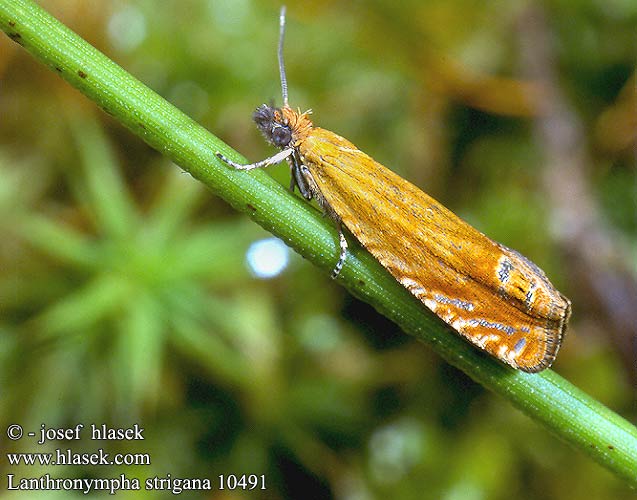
253, 104, 293, 149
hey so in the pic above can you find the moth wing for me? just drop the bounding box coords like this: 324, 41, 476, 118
299, 128, 570, 372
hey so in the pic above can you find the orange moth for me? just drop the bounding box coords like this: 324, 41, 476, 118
217, 7, 571, 372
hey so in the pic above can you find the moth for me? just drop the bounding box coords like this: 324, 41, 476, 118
217, 7, 571, 372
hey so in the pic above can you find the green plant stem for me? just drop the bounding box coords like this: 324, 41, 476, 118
1, 0, 636, 485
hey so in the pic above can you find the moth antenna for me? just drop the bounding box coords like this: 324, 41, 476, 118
278, 6, 289, 107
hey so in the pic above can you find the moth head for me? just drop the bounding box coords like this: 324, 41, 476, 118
253, 104, 293, 149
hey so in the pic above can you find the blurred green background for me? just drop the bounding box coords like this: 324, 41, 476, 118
1, 0, 635, 498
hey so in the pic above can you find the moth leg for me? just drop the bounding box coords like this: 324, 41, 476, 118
216, 148, 294, 171
288, 153, 304, 195
296, 164, 347, 277
332, 221, 348, 279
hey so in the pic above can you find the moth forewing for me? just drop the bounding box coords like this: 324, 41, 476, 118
298, 129, 571, 372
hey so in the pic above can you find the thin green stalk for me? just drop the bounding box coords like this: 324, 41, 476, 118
1, 0, 636, 485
